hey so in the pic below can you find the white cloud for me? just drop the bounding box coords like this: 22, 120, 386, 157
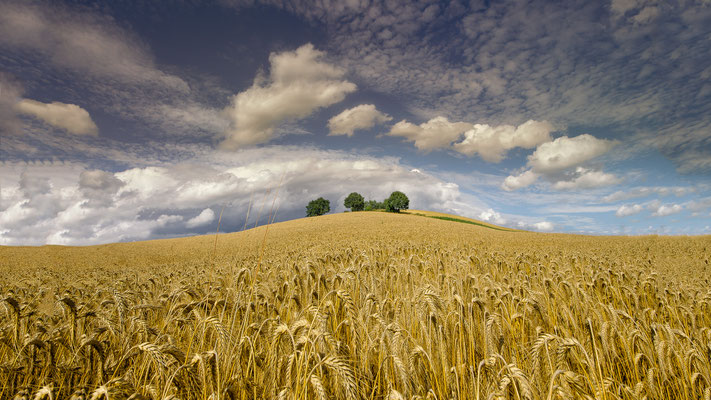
388, 117, 553, 162
651, 203, 683, 216
453, 120, 554, 162
687, 196, 711, 212
616, 203, 643, 216
501, 170, 540, 191
15, 99, 98, 135
502, 134, 618, 190
79, 169, 125, 207
603, 186, 695, 202
0, 147, 490, 245
528, 134, 617, 174
221, 44, 357, 148
387, 116, 473, 151
328, 104, 392, 136
0, 2, 225, 138
533, 221, 554, 231
552, 168, 621, 190
186, 208, 216, 228
0, 2, 187, 91
516, 220, 555, 232
478, 208, 507, 225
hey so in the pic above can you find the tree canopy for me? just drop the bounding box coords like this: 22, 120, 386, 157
344, 192, 365, 211
306, 197, 330, 217
385, 191, 409, 213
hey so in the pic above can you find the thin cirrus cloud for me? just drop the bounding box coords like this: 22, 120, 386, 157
248, 0, 711, 173
221, 44, 357, 149
552, 168, 622, 190
15, 99, 98, 135
0, 1, 188, 91
0, 73, 23, 134
603, 186, 695, 202
328, 104, 392, 136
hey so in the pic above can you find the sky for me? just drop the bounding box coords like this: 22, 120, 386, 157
1, 0, 711, 245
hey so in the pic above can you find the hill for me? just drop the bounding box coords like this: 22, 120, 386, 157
1, 210, 711, 399
0, 209, 707, 278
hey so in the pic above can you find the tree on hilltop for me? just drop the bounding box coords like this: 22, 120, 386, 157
364, 200, 385, 211
344, 192, 365, 211
306, 197, 330, 217
385, 191, 409, 213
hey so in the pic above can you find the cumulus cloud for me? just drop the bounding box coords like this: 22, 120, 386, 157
78, 169, 124, 207
222, 44, 357, 148
552, 168, 622, 190
527, 135, 617, 174
533, 221, 554, 231
15, 99, 98, 135
501, 170, 540, 191
502, 134, 617, 190
0, 147, 491, 245
388, 116, 473, 151
516, 220, 554, 232
186, 208, 216, 228
651, 203, 683, 216
328, 104, 392, 136
615, 204, 643, 216
453, 120, 554, 162
478, 208, 507, 225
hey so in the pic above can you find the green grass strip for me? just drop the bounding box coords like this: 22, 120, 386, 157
417, 214, 516, 232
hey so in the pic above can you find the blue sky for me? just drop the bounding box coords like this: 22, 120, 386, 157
1, 0, 710, 245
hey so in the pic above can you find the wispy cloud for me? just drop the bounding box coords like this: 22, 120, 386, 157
0, 1, 188, 91
16, 99, 98, 135
231, 1, 711, 172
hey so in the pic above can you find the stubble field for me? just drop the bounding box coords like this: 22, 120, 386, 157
1, 211, 710, 399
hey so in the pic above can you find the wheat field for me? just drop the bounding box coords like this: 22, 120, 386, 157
1, 211, 710, 400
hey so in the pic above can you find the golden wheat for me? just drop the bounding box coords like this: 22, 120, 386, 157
1, 211, 710, 399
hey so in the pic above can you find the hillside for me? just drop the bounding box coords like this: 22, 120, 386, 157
2, 210, 711, 399
1, 209, 707, 284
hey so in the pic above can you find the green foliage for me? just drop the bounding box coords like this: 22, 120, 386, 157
344, 192, 365, 212
427, 215, 513, 231
385, 191, 409, 212
306, 197, 330, 217
364, 200, 385, 211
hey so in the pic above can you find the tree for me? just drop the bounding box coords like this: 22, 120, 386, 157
344, 192, 365, 211
385, 191, 409, 212
306, 197, 330, 217
364, 200, 385, 211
